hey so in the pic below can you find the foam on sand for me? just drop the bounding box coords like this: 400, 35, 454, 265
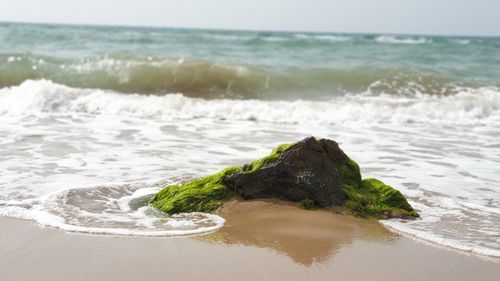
0, 180, 225, 236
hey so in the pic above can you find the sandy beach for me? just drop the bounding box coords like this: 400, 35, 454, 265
1, 200, 498, 281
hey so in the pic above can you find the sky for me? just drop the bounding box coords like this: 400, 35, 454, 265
1, 0, 499, 36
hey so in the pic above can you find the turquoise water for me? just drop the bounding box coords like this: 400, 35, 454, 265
0, 22, 499, 258
1, 22, 499, 98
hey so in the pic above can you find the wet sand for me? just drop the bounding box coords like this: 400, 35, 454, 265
1, 199, 499, 281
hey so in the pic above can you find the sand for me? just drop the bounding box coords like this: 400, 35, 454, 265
0, 199, 499, 281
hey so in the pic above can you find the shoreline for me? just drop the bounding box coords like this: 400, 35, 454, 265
5, 196, 498, 261
381, 220, 500, 261
1, 200, 499, 281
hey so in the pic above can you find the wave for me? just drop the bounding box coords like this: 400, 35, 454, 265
0, 53, 487, 99
293, 34, 352, 42
382, 220, 500, 258
449, 39, 471, 45
375, 35, 431, 44
0, 179, 225, 236
195, 32, 353, 43
1, 80, 499, 126
0, 53, 269, 99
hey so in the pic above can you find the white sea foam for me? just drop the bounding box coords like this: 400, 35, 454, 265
203, 34, 253, 41
375, 35, 431, 44
260, 36, 290, 42
381, 220, 500, 258
0, 180, 225, 236
293, 34, 352, 42
450, 39, 471, 45
0, 80, 498, 126
260, 34, 352, 43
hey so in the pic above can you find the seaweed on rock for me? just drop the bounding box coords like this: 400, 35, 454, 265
150, 137, 417, 219
342, 178, 418, 219
151, 167, 237, 214
150, 144, 293, 214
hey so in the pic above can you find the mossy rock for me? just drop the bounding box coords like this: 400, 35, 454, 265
150, 137, 417, 219
150, 144, 292, 214
343, 178, 418, 219
151, 167, 238, 213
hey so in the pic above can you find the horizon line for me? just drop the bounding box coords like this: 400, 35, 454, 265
1, 20, 498, 39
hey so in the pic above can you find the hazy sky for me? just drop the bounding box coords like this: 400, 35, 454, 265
1, 0, 499, 36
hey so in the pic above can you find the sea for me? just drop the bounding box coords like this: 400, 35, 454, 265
0, 22, 499, 257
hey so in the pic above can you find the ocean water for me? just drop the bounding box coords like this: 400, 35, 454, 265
0, 22, 499, 256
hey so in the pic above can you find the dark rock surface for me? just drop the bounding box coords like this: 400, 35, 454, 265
224, 137, 361, 207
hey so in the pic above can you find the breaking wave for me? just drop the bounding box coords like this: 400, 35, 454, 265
0, 53, 489, 99
375, 35, 431, 44
1, 80, 499, 126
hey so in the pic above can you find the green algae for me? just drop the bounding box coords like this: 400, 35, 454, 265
342, 178, 418, 218
337, 158, 363, 188
150, 143, 293, 214
151, 140, 417, 219
336, 158, 417, 218
151, 167, 239, 214
241, 143, 292, 174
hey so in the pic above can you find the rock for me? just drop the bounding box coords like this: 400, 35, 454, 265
224, 137, 359, 207
150, 137, 418, 219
